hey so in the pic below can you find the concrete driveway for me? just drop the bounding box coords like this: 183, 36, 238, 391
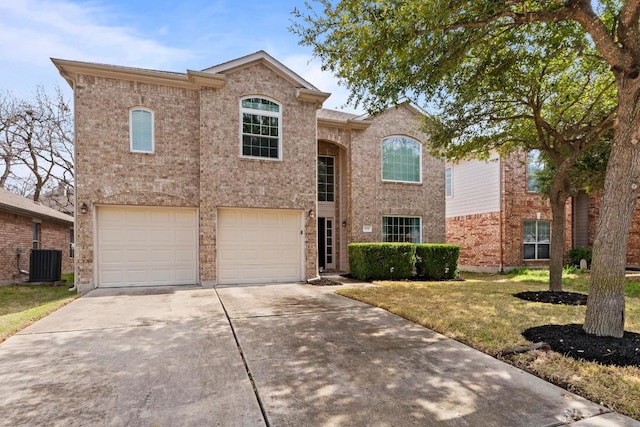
0, 287, 264, 426
1, 283, 638, 426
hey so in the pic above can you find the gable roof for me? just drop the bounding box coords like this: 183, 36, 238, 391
202, 50, 319, 91
52, 51, 331, 106
0, 188, 73, 224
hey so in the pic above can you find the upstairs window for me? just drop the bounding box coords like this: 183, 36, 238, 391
527, 149, 544, 192
241, 97, 281, 160
382, 136, 422, 183
318, 156, 335, 202
130, 108, 154, 153
445, 167, 453, 197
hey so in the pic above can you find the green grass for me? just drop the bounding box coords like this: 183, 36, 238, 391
337, 271, 640, 420
0, 284, 76, 343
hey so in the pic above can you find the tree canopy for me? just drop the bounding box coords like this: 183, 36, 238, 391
293, 0, 640, 337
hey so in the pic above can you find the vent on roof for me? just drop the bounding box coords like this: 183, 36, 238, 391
29, 249, 62, 282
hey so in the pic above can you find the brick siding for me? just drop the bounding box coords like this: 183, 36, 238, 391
0, 210, 73, 283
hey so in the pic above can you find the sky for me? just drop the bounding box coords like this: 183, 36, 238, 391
0, 0, 361, 113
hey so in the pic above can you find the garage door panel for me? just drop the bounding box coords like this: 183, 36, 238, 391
97, 206, 198, 288
218, 208, 302, 285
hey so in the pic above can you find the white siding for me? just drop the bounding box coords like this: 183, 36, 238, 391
446, 154, 501, 218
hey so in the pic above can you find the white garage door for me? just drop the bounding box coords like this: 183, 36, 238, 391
97, 206, 198, 287
218, 208, 303, 285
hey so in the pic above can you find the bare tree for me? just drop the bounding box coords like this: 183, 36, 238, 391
0, 87, 74, 207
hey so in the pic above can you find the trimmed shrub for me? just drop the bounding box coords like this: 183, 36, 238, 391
568, 246, 592, 268
415, 244, 460, 280
348, 243, 415, 281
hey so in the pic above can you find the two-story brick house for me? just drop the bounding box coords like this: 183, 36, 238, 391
54, 51, 445, 293
446, 150, 575, 272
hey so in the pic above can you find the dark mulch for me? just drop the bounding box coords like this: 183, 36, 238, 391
307, 278, 342, 286
514, 291, 587, 305
522, 324, 640, 367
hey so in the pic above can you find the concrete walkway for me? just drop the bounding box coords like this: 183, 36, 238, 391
0, 282, 638, 426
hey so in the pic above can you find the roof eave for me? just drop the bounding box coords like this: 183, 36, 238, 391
297, 88, 331, 109
51, 58, 196, 90
0, 203, 73, 225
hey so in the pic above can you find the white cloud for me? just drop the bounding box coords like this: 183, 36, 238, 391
0, 0, 193, 96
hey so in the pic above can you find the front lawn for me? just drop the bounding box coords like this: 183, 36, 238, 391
0, 283, 76, 343
337, 271, 640, 420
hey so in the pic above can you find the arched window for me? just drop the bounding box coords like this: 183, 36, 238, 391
381, 136, 422, 183
240, 97, 281, 160
129, 107, 154, 153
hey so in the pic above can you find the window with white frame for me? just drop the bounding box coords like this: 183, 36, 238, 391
130, 108, 154, 153
382, 216, 422, 243
523, 220, 550, 260
527, 149, 544, 192
241, 97, 281, 159
318, 156, 335, 202
382, 136, 422, 183
445, 167, 453, 197
32, 222, 40, 249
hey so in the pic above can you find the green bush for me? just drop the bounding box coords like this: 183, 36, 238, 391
348, 243, 415, 280
568, 246, 592, 268
348, 243, 460, 281
415, 244, 460, 280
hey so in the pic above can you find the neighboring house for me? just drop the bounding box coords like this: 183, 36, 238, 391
38, 183, 74, 216
446, 151, 575, 272
0, 187, 74, 283
53, 51, 445, 293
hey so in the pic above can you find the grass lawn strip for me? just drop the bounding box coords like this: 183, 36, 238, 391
336, 271, 640, 421
0, 284, 77, 343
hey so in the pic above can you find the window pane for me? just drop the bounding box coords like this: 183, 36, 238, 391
522, 220, 551, 260
382, 136, 421, 182
242, 98, 279, 112
241, 99, 280, 159
382, 216, 421, 243
131, 109, 153, 152
523, 244, 536, 259
527, 149, 544, 192
537, 244, 550, 259
445, 168, 453, 197
318, 156, 335, 202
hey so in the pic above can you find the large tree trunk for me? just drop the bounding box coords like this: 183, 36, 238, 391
549, 192, 568, 292
584, 78, 640, 338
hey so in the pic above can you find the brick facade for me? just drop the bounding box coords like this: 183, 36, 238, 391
588, 193, 640, 268
56, 52, 445, 292
0, 209, 73, 283
447, 151, 573, 272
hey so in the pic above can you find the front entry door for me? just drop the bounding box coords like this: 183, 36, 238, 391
317, 217, 334, 271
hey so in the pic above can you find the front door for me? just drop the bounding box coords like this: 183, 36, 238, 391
317, 217, 334, 271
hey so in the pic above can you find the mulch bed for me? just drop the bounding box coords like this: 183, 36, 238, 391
307, 278, 342, 286
513, 291, 639, 366
514, 291, 587, 305
522, 324, 640, 367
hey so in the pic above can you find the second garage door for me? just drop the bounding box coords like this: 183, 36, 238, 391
217, 208, 303, 284
97, 206, 198, 287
